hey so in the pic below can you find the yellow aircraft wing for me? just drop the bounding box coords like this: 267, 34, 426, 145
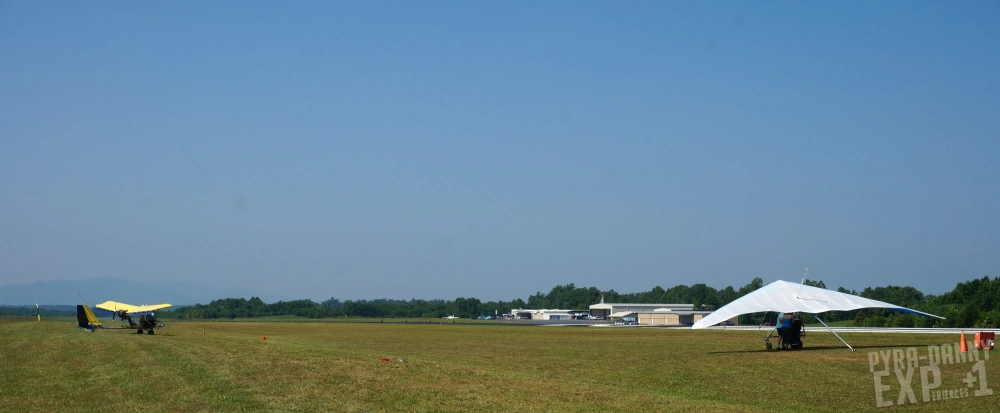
96, 301, 172, 314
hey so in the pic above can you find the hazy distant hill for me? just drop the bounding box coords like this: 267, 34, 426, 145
0, 277, 287, 306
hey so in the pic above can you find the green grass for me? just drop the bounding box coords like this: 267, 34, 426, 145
1, 318, 996, 412
173, 316, 500, 324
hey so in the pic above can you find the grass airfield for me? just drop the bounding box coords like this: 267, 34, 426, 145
2, 317, 997, 412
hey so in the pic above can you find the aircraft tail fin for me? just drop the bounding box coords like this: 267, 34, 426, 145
76, 304, 101, 329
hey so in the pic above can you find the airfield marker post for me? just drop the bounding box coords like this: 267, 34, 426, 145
815, 315, 855, 352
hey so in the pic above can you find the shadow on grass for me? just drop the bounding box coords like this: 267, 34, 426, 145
707, 343, 928, 354
91, 330, 176, 337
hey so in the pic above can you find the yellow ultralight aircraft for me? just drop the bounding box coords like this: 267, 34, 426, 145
77, 301, 171, 334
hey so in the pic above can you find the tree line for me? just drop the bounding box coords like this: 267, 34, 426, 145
0, 305, 76, 317
160, 276, 1000, 328
163, 296, 531, 320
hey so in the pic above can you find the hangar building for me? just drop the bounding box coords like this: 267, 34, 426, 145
590, 303, 737, 326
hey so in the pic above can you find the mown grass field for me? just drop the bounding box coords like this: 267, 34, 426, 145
1, 317, 996, 412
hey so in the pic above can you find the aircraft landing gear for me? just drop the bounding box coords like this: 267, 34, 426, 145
147, 329, 154, 335
137, 328, 144, 334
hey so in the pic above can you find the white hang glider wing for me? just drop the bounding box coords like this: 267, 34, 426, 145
692, 280, 943, 330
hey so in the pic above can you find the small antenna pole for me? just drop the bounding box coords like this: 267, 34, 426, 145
797, 266, 809, 298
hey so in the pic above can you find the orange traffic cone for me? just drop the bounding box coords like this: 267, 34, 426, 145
960, 331, 968, 353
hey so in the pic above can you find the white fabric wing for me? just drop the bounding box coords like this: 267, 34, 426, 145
691, 280, 943, 329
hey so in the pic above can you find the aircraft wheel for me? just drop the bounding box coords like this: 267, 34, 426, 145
147, 330, 154, 335
137, 329, 143, 334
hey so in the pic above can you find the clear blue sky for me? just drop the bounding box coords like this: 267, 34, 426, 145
1, 1, 997, 302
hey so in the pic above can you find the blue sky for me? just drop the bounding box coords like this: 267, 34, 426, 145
1, 1, 997, 302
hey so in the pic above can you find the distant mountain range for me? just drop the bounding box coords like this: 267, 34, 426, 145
0, 277, 289, 306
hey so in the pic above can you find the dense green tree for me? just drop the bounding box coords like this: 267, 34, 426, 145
162, 275, 997, 327
803, 279, 826, 289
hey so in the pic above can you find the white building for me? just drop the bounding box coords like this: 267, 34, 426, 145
590, 303, 737, 326
588, 303, 695, 319
509, 308, 575, 321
